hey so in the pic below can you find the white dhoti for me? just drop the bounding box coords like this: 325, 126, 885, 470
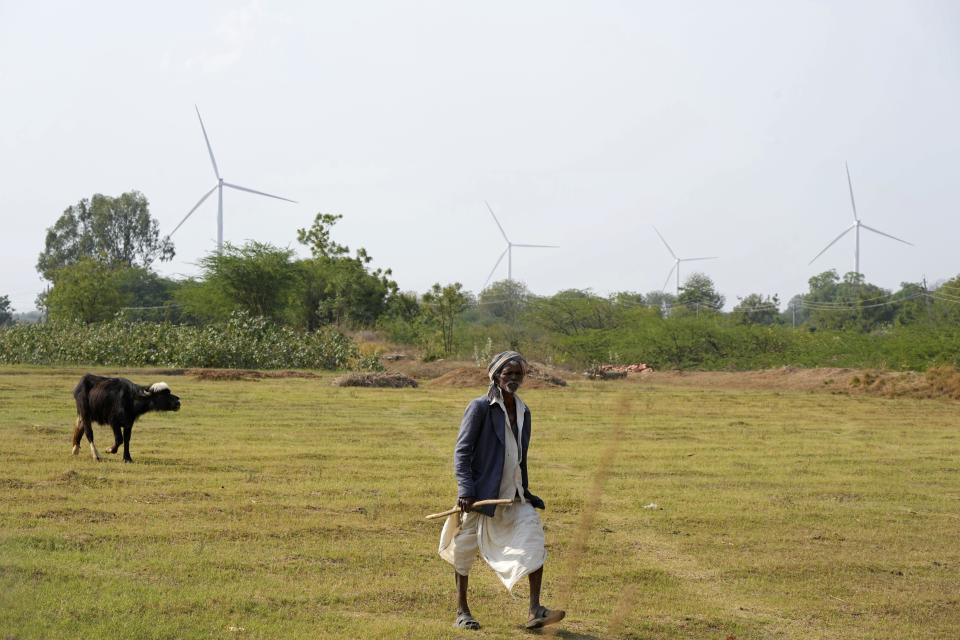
439, 392, 546, 591
438, 500, 546, 591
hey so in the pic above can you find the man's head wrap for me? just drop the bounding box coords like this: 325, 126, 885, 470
486, 350, 528, 400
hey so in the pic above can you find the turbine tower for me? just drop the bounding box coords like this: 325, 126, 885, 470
809, 162, 912, 275
167, 106, 297, 252
653, 226, 718, 296
483, 201, 558, 288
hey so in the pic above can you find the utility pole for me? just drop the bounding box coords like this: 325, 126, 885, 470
923, 276, 932, 321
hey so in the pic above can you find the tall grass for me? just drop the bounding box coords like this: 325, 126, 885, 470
0, 311, 357, 370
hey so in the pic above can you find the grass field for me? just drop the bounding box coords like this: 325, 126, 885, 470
1, 366, 958, 639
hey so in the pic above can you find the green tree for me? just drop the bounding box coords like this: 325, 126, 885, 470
731, 293, 782, 325
932, 276, 960, 324
45, 258, 129, 323
296, 213, 399, 329
804, 270, 895, 331
478, 280, 530, 323
0, 295, 13, 326
891, 281, 929, 326
644, 290, 676, 317
296, 212, 350, 258
676, 273, 724, 314
526, 289, 618, 336
183, 242, 301, 323
37, 191, 174, 280
422, 282, 469, 355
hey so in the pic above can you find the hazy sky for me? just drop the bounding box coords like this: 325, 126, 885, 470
2, 1, 958, 312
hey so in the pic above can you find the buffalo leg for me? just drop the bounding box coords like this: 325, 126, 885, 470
122, 424, 133, 463
71, 416, 84, 455
108, 423, 123, 454
83, 421, 101, 462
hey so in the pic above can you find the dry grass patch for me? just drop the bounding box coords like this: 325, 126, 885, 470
332, 372, 418, 388
188, 369, 321, 381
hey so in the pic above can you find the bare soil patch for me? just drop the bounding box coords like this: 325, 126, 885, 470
633, 365, 960, 400
429, 363, 567, 389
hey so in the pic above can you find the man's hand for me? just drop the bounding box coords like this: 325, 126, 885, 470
458, 496, 476, 513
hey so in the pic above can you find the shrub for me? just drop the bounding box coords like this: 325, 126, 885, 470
0, 311, 357, 370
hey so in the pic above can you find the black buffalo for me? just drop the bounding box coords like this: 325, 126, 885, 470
72, 374, 181, 463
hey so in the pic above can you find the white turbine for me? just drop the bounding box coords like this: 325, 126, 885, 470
809, 162, 912, 275
483, 201, 558, 288
167, 106, 297, 252
653, 226, 718, 296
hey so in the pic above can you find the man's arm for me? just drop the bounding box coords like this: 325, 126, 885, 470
454, 399, 485, 499
520, 408, 545, 509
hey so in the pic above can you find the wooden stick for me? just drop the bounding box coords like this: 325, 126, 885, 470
425, 498, 514, 520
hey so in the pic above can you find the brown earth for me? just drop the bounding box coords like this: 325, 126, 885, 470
629, 365, 960, 400
429, 363, 568, 389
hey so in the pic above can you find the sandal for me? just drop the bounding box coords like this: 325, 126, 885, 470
525, 605, 565, 629
453, 612, 481, 630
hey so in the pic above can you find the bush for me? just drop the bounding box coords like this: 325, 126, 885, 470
0, 311, 357, 370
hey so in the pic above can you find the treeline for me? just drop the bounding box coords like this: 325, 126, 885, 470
404, 277, 960, 371
3, 190, 959, 371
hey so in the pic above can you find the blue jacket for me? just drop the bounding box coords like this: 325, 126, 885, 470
454, 396, 545, 517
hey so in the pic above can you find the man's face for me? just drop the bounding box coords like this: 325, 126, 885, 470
496, 361, 525, 395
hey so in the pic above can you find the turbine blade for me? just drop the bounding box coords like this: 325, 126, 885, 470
223, 182, 297, 203
845, 162, 858, 221
860, 223, 913, 246
167, 184, 218, 238
483, 248, 509, 289
653, 226, 677, 260
195, 105, 221, 180
484, 201, 510, 243
679, 256, 719, 262
512, 243, 559, 248
808, 224, 855, 265
661, 263, 677, 293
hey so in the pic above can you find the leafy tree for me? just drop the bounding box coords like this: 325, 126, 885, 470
782, 294, 810, 327
422, 282, 469, 355
891, 281, 929, 326
610, 291, 644, 308
296, 213, 399, 329
187, 242, 301, 322
478, 280, 530, 322
731, 293, 782, 326
526, 289, 618, 336
296, 213, 350, 258
932, 276, 960, 324
804, 270, 896, 331
676, 273, 724, 313
0, 295, 13, 326
45, 258, 129, 323
644, 290, 677, 317
37, 191, 174, 280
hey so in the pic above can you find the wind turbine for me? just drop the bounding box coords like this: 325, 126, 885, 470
653, 226, 718, 296
167, 106, 297, 252
809, 162, 912, 275
482, 201, 558, 288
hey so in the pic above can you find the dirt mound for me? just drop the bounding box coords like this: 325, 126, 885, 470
430, 365, 567, 389
849, 366, 960, 400
630, 366, 960, 400
383, 359, 471, 380
332, 372, 418, 388
188, 369, 320, 381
